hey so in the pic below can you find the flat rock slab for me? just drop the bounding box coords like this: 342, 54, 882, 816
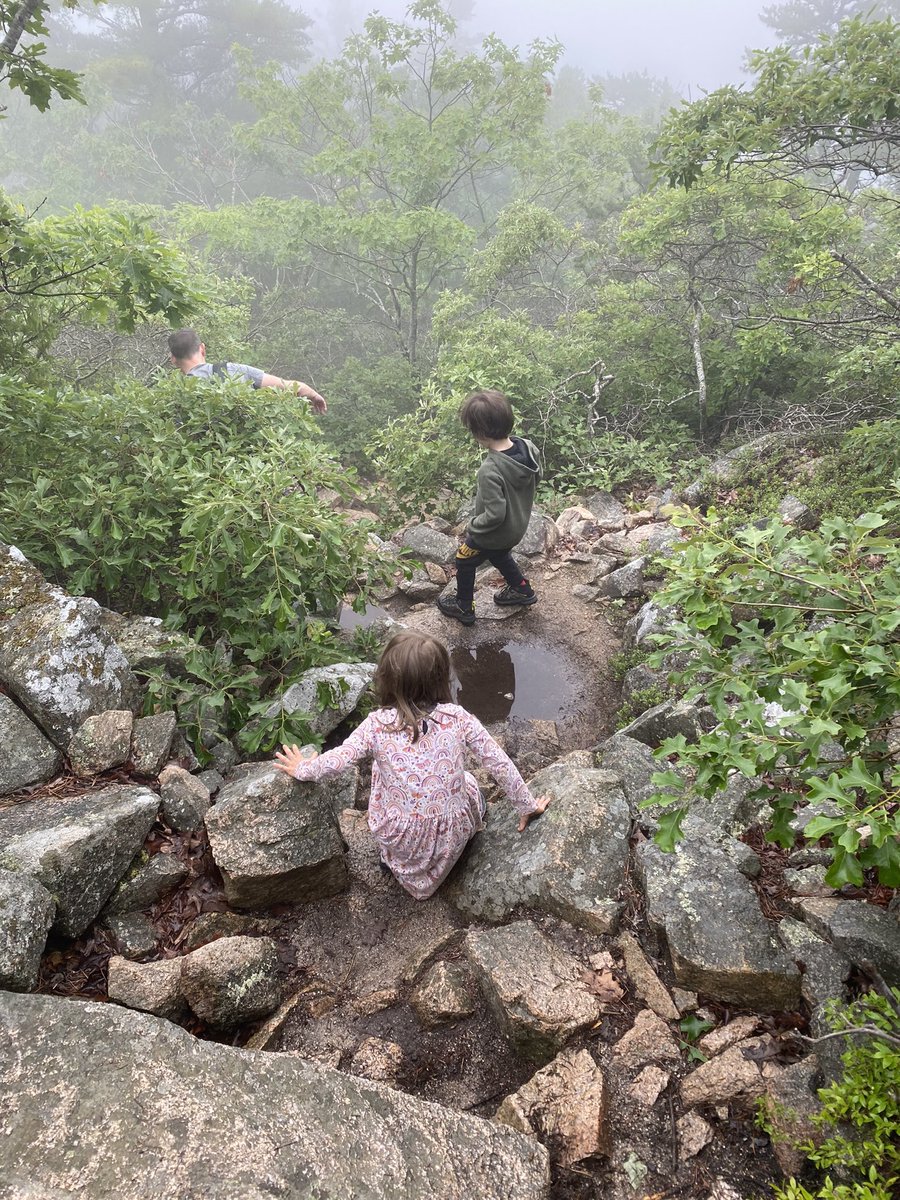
0, 992, 549, 1200
206, 764, 349, 908
0, 784, 159, 937
446, 765, 630, 934
0, 694, 62, 796
466, 920, 602, 1060
637, 837, 800, 1012
0, 544, 140, 747
0, 867, 55, 991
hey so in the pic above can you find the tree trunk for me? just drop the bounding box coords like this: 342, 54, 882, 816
690, 296, 708, 441
1, 0, 44, 56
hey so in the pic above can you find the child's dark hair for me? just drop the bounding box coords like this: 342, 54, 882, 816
374, 631, 452, 742
459, 389, 514, 441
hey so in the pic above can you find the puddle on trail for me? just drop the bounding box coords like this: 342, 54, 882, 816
338, 602, 389, 632
451, 640, 577, 725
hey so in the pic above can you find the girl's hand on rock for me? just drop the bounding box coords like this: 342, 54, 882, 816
274, 743, 318, 777
518, 794, 551, 832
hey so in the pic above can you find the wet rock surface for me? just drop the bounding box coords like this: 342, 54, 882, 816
0, 784, 159, 937
446, 764, 629, 934
205, 764, 350, 908
0, 991, 550, 1200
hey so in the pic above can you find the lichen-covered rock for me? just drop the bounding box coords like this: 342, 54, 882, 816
583, 491, 627, 531
398, 570, 442, 602
447, 765, 629, 934
595, 733, 658, 819
261, 662, 375, 738
790, 897, 900, 986
0, 784, 159, 937
0, 694, 62, 796
68, 709, 133, 776
99, 610, 196, 676
466, 921, 602, 1060
104, 852, 188, 916
594, 558, 646, 600
180, 935, 282, 1029
411, 961, 475, 1028
130, 711, 177, 776
762, 1057, 822, 1176
622, 600, 673, 650
400, 524, 458, 564
778, 495, 817, 530
637, 836, 800, 1012
516, 509, 559, 557
495, 1048, 610, 1167
205, 764, 349, 908
0, 867, 55, 991
159, 764, 211, 833
618, 699, 712, 748
104, 911, 158, 959
0, 991, 550, 1199
107, 955, 187, 1021
0, 544, 141, 747
777, 917, 850, 1033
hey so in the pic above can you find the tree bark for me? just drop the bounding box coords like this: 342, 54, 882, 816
1, 0, 44, 57
690, 295, 708, 440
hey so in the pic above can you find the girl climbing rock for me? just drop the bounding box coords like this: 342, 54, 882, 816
274, 631, 550, 899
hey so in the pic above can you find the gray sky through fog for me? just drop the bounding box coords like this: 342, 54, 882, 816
307, 1, 775, 95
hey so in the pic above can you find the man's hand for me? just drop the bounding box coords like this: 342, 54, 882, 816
274, 743, 318, 777
518, 793, 551, 832
305, 389, 327, 414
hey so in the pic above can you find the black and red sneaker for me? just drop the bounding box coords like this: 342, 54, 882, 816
437, 593, 476, 625
493, 583, 537, 607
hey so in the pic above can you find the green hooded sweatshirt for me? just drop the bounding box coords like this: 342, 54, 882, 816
467, 436, 543, 550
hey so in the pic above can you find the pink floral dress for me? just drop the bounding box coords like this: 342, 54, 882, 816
292, 702, 538, 899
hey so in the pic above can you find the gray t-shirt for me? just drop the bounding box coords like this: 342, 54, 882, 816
186, 362, 264, 388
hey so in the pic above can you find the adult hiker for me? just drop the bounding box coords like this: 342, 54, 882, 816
167, 328, 327, 413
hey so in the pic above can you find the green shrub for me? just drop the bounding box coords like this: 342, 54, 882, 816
645, 500, 900, 882
0, 372, 391, 672
764, 989, 900, 1200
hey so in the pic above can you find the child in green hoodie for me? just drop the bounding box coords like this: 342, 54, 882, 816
438, 390, 543, 626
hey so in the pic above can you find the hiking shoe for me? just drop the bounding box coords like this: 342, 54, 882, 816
493, 584, 537, 607
437, 593, 476, 625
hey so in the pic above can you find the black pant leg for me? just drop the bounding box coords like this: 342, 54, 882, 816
486, 548, 532, 593
454, 540, 489, 607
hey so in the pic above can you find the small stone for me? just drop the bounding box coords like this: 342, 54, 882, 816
783, 866, 836, 898
104, 911, 158, 959
698, 1015, 760, 1057
708, 1179, 743, 1200
107, 955, 186, 1020
351, 1036, 405, 1086
618, 932, 679, 1021
628, 1065, 670, 1107
411, 961, 475, 1028
104, 852, 188, 916
681, 1044, 765, 1109
130, 712, 177, 776
0, 868, 55, 991
595, 558, 646, 600
0, 695, 62, 796
778, 495, 817, 530
588, 950, 616, 972
495, 1048, 610, 1167
352, 988, 400, 1018
572, 584, 600, 601
612, 1009, 680, 1070
209, 739, 240, 775
180, 935, 282, 1029
673, 988, 699, 1013
159, 764, 211, 833
68, 710, 133, 776
195, 768, 225, 797
678, 1111, 713, 1160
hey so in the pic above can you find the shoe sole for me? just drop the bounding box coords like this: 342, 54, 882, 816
493, 594, 538, 607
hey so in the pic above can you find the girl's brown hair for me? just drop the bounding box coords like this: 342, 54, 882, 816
374, 631, 452, 742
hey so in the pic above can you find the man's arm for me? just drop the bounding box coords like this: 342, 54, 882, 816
259, 373, 327, 413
